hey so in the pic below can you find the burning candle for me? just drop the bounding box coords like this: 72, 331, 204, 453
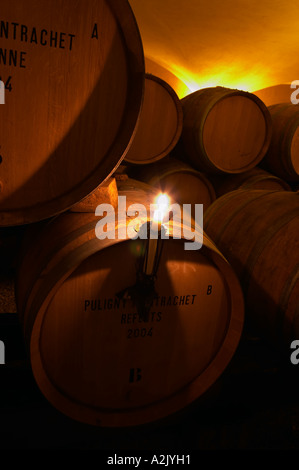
145, 193, 170, 275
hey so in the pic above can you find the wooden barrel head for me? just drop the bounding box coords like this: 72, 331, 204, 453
0, 0, 144, 226
129, 157, 216, 213
203, 95, 268, 171
17, 181, 244, 427
157, 171, 215, 213
181, 87, 272, 174
32, 238, 240, 425
263, 104, 299, 182
125, 74, 183, 164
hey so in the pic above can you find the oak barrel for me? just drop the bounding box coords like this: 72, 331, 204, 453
16, 179, 244, 427
262, 104, 299, 182
125, 74, 183, 164
179, 87, 272, 174
0, 0, 144, 226
130, 157, 216, 213
210, 168, 291, 198
204, 190, 299, 348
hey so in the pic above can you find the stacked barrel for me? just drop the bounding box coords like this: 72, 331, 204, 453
150, 86, 298, 351
0, 0, 298, 430
126, 84, 299, 355
178, 89, 299, 349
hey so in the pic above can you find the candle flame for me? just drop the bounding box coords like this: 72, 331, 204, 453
153, 193, 170, 223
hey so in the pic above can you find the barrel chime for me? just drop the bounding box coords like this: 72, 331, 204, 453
1, 0, 298, 428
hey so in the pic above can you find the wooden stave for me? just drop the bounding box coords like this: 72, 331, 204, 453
15, 180, 244, 427
204, 189, 299, 348
210, 167, 291, 198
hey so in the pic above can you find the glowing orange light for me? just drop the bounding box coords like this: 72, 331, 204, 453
169, 64, 268, 98
153, 193, 170, 223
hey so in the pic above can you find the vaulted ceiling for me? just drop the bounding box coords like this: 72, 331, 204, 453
130, 0, 299, 101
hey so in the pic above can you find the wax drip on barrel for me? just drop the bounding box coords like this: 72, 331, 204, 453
116, 222, 166, 321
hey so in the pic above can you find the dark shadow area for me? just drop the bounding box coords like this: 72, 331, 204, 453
0, 312, 298, 450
